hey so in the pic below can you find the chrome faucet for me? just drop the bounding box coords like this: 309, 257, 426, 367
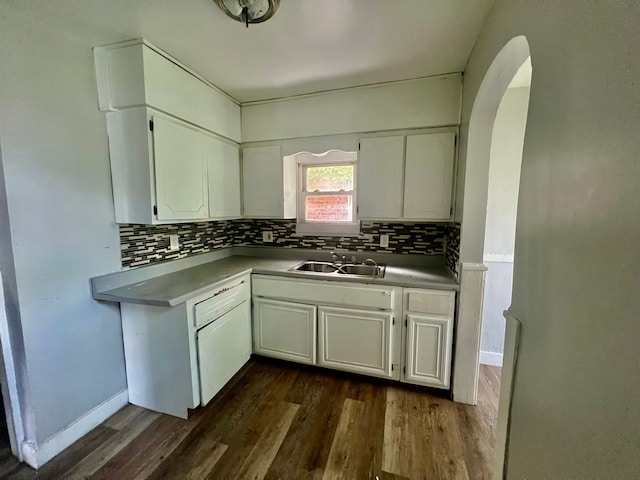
364, 258, 378, 269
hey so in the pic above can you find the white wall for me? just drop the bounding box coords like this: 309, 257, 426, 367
480, 86, 530, 364
241, 74, 461, 142
461, 0, 640, 477
484, 87, 529, 259
0, 3, 126, 455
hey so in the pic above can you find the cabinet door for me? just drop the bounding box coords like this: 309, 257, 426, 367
208, 139, 241, 219
153, 116, 209, 220
357, 136, 404, 219
405, 313, 453, 389
403, 132, 455, 220
253, 298, 316, 364
242, 145, 283, 218
197, 301, 252, 406
318, 306, 393, 379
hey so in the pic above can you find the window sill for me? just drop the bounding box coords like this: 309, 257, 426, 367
295, 222, 361, 237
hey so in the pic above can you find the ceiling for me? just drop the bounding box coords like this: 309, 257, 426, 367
4, 0, 495, 102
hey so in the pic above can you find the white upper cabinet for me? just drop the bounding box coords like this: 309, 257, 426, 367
95, 42, 241, 142
208, 140, 241, 219
404, 132, 455, 220
153, 116, 209, 221
107, 107, 241, 224
357, 130, 456, 221
358, 136, 405, 219
242, 145, 296, 219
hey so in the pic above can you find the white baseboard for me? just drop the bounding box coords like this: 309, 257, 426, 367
480, 350, 504, 367
21, 389, 128, 469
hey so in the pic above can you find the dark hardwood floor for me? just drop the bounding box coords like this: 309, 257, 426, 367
0, 359, 501, 480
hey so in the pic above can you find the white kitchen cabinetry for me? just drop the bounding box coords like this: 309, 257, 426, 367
318, 306, 394, 379
357, 131, 456, 221
153, 116, 209, 221
357, 136, 405, 219
107, 107, 241, 224
251, 274, 402, 380
403, 288, 455, 389
403, 132, 456, 220
208, 140, 241, 219
198, 301, 251, 406
253, 298, 317, 364
242, 145, 296, 219
95, 42, 241, 142
121, 274, 251, 418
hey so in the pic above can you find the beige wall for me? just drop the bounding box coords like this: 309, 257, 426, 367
460, 0, 640, 477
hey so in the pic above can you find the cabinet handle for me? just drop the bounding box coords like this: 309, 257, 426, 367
213, 280, 245, 297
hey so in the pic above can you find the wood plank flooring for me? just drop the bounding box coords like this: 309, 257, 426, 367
0, 359, 501, 480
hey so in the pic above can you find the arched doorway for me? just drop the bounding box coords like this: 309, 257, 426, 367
454, 35, 532, 477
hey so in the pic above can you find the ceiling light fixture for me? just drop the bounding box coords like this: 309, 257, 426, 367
213, 0, 280, 28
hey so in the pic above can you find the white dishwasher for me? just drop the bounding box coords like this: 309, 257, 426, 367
195, 277, 251, 406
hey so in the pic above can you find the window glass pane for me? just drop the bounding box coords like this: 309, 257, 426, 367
306, 165, 354, 192
305, 195, 353, 222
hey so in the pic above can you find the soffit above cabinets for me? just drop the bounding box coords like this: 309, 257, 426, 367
4, 0, 494, 102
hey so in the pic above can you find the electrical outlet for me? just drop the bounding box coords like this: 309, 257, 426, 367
380, 234, 390, 248
169, 234, 180, 251
262, 231, 274, 242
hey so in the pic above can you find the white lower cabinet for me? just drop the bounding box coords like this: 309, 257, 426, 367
253, 298, 317, 364
197, 301, 251, 406
403, 288, 455, 389
318, 306, 394, 379
405, 313, 452, 388
251, 275, 455, 389
121, 274, 252, 418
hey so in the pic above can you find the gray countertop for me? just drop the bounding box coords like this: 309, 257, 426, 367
93, 253, 458, 307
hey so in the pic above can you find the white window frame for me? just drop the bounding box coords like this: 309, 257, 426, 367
293, 150, 360, 236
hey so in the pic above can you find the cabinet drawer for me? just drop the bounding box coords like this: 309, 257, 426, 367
405, 289, 455, 315
195, 277, 250, 329
252, 275, 395, 310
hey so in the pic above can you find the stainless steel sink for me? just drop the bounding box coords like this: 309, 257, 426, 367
293, 261, 340, 273
336, 264, 384, 276
290, 260, 385, 278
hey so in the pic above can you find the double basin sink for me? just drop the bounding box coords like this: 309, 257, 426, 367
289, 260, 386, 278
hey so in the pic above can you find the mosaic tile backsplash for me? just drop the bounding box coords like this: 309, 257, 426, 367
120, 222, 234, 269
120, 220, 462, 271
445, 223, 461, 279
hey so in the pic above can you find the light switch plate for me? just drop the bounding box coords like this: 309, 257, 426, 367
262, 231, 274, 242
380, 234, 390, 248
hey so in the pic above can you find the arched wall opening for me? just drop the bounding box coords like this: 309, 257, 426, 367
480, 59, 531, 368
452, 35, 531, 408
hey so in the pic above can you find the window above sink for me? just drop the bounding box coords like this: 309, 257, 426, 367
287, 149, 360, 237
